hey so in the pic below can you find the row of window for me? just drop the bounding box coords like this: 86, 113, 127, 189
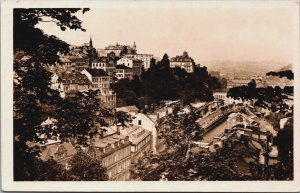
136, 135, 151, 151
92, 77, 109, 82
108, 158, 131, 179
103, 146, 131, 167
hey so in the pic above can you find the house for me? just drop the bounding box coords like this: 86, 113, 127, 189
91, 57, 116, 77
120, 124, 152, 163
81, 68, 110, 94
170, 51, 194, 73
58, 72, 92, 97
115, 65, 133, 80
117, 58, 142, 76
87, 128, 132, 181
131, 113, 157, 154
124, 53, 154, 70
26, 139, 77, 169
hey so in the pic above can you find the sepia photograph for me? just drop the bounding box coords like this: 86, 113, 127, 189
1, 0, 300, 192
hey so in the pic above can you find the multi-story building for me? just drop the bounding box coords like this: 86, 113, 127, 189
115, 65, 133, 80
117, 58, 142, 76
170, 51, 194, 73
97, 90, 117, 109
104, 42, 136, 57
120, 124, 152, 163
124, 54, 153, 70
52, 72, 92, 97
87, 129, 132, 181
91, 57, 116, 77
81, 68, 110, 94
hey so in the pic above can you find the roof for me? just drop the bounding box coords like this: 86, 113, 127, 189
116, 65, 132, 70
85, 68, 108, 77
122, 125, 151, 145
40, 142, 76, 161
116, 105, 139, 113
41, 117, 57, 126
93, 133, 129, 148
59, 72, 92, 85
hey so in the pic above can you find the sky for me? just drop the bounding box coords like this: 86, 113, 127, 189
36, 1, 299, 65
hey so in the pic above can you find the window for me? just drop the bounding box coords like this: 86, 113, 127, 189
138, 120, 142, 125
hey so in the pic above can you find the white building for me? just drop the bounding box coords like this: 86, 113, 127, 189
124, 54, 153, 70
117, 58, 142, 76
131, 113, 157, 154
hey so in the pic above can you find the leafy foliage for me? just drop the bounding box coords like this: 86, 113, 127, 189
132, 147, 249, 181
266, 70, 294, 80
227, 80, 293, 114
64, 151, 108, 181
112, 54, 221, 108
13, 8, 110, 181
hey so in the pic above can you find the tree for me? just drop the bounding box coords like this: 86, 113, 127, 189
13, 8, 96, 181
112, 55, 220, 108
64, 151, 108, 181
266, 70, 293, 80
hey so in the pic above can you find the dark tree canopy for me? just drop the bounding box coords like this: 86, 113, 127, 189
266, 70, 294, 80
112, 54, 221, 109
13, 8, 110, 181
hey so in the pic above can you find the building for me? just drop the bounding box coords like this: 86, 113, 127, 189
26, 140, 76, 169
213, 91, 243, 105
104, 42, 136, 57
97, 90, 117, 109
81, 68, 110, 94
120, 124, 152, 163
170, 51, 194, 73
131, 113, 157, 154
124, 54, 153, 70
91, 57, 116, 77
115, 65, 133, 80
117, 58, 142, 76
87, 128, 132, 181
53, 72, 92, 97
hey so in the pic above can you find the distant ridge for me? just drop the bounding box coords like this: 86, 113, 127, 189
278, 64, 293, 71
203, 60, 289, 74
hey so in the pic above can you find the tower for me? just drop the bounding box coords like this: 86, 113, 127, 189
89, 36, 93, 48
133, 41, 137, 54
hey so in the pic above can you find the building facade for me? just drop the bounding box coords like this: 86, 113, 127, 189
87, 132, 132, 181
115, 65, 133, 79
120, 125, 152, 163
81, 68, 110, 94
124, 54, 153, 70
117, 58, 142, 76
170, 51, 194, 73
91, 57, 116, 77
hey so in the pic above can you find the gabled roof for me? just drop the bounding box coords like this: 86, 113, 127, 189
85, 68, 108, 77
